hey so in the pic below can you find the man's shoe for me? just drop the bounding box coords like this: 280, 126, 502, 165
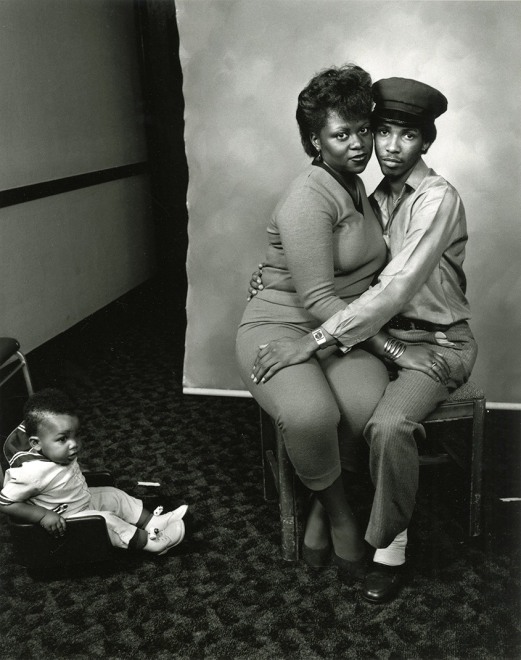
361, 562, 405, 603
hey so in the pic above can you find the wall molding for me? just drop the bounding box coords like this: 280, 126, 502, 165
0, 162, 147, 209
183, 386, 521, 409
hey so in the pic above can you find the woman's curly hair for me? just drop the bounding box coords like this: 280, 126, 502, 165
296, 64, 373, 157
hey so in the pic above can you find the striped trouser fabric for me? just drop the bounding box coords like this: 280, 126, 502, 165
363, 322, 478, 548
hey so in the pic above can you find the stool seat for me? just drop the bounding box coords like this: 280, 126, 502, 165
424, 381, 484, 423
444, 380, 484, 402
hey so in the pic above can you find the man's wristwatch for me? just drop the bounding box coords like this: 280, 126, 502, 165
311, 328, 327, 347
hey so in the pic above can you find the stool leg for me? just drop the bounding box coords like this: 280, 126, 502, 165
469, 398, 486, 537
260, 408, 277, 502
276, 429, 299, 562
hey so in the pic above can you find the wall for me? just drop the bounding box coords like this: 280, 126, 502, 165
179, 0, 521, 406
0, 0, 155, 353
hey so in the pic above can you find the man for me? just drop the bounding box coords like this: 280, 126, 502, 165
249, 78, 478, 603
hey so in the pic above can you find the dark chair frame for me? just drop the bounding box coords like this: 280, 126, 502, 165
260, 380, 486, 562
1, 337, 116, 569
0, 337, 33, 397
8, 471, 116, 569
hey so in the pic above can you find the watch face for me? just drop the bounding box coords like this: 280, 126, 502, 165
313, 329, 326, 344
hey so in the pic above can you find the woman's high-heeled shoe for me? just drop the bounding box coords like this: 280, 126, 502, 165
302, 541, 332, 568
331, 549, 367, 582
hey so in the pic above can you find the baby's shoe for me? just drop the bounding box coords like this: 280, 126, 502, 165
145, 504, 188, 537
144, 519, 185, 555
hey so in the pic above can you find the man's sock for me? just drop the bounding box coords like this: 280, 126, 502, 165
373, 529, 408, 566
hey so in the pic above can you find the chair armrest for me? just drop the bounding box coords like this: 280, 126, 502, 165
9, 515, 114, 568
0, 338, 20, 366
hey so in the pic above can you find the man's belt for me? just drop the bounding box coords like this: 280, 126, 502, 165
387, 315, 451, 332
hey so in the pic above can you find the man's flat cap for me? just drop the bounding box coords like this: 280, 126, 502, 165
372, 77, 448, 126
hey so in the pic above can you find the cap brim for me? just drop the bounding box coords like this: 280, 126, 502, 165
373, 108, 434, 127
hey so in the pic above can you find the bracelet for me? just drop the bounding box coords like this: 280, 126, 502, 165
383, 337, 406, 361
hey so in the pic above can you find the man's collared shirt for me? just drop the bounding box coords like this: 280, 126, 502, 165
321, 158, 471, 346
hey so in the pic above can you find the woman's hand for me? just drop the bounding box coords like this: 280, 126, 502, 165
39, 511, 67, 537
251, 335, 316, 384
395, 345, 450, 384
247, 263, 265, 301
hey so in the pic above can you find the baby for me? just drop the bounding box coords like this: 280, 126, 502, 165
0, 388, 187, 555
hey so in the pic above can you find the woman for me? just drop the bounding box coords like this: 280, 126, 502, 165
236, 64, 426, 578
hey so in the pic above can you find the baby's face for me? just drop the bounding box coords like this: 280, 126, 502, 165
31, 413, 81, 465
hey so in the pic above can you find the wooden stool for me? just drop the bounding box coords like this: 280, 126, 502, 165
260, 380, 486, 562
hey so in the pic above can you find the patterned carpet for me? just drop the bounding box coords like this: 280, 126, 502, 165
0, 279, 519, 659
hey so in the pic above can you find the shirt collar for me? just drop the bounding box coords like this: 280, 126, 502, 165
373, 157, 429, 205
9, 449, 52, 468
404, 157, 429, 190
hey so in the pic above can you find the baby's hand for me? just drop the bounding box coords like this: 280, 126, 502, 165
39, 511, 67, 537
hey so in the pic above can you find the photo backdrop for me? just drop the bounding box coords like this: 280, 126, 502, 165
178, 0, 521, 406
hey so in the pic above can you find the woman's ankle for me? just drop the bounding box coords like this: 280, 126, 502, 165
303, 496, 330, 549
330, 524, 365, 561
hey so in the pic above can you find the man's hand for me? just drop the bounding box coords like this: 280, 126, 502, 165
39, 511, 67, 538
247, 263, 265, 301
251, 335, 316, 384
395, 345, 450, 385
